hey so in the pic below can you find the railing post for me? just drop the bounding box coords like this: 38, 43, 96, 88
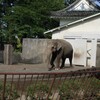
46, 74, 56, 100
2, 74, 7, 100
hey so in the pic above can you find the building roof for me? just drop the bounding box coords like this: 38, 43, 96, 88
51, 11, 100, 19
90, 0, 100, 10
44, 12, 100, 34
51, 0, 100, 19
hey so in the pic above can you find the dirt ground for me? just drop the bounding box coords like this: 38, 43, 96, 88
0, 63, 90, 73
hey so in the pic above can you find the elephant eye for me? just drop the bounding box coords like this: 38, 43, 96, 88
52, 46, 57, 50
51, 47, 54, 49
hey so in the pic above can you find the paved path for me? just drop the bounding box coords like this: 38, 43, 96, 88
0, 63, 90, 73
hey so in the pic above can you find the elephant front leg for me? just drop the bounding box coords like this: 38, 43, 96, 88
55, 57, 61, 70
50, 58, 55, 68
55, 50, 63, 70
48, 52, 57, 71
48, 58, 55, 71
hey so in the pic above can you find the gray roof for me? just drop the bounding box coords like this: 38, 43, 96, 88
51, 0, 100, 19
51, 11, 100, 19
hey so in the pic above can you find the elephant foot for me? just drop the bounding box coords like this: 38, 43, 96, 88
48, 66, 55, 71
60, 66, 64, 69
60, 65, 65, 69
70, 64, 73, 67
48, 68, 53, 71
55, 68, 60, 70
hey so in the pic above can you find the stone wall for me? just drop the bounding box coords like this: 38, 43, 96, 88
21, 38, 51, 64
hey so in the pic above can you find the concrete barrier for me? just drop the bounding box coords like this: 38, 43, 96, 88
21, 38, 51, 64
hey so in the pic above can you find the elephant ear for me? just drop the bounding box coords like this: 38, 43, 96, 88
57, 46, 62, 54
56, 42, 62, 53
52, 41, 62, 52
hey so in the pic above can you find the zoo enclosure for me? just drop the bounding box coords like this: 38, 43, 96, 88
0, 68, 100, 100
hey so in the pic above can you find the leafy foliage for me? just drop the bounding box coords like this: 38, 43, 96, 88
0, 82, 19, 100
27, 83, 50, 99
59, 77, 100, 100
0, 0, 75, 50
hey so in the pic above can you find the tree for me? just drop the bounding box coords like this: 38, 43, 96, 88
0, 0, 68, 50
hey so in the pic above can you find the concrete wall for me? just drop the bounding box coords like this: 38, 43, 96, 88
0, 39, 52, 64
21, 39, 51, 64
0, 50, 21, 64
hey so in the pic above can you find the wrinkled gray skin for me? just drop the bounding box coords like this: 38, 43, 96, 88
47, 39, 73, 70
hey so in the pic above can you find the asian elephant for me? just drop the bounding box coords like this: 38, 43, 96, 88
47, 39, 73, 71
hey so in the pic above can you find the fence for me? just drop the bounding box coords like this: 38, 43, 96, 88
0, 68, 100, 100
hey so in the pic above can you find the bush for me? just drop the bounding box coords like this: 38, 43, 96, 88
0, 82, 19, 100
26, 83, 50, 100
59, 77, 100, 100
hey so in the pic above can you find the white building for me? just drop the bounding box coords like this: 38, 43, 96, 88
44, 0, 100, 67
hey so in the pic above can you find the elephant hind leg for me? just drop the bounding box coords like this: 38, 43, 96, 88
69, 57, 72, 66
69, 50, 73, 67
60, 58, 66, 69
69, 55, 73, 66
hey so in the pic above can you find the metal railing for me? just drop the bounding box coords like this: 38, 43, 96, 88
0, 68, 100, 100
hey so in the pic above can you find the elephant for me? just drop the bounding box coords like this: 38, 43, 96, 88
47, 39, 73, 71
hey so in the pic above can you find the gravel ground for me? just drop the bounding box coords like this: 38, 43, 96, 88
0, 63, 90, 73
